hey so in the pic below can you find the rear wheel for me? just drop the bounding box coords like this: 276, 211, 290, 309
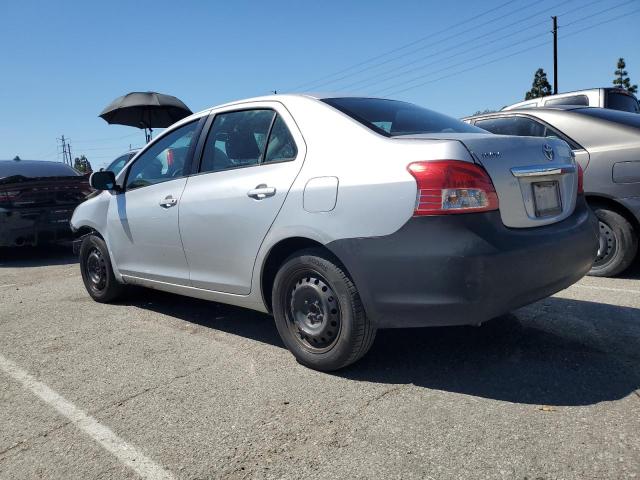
589, 207, 638, 277
272, 248, 376, 371
79, 234, 125, 302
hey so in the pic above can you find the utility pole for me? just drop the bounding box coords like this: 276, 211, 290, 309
552, 16, 558, 94
67, 142, 73, 167
58, 135, 68, 165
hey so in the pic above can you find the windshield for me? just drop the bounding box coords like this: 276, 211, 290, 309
575, 107, 640, 129
606, 92, 640, 113
322, 98, 484, 137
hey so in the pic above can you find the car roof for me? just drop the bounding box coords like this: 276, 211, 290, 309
190, 93, 389, 116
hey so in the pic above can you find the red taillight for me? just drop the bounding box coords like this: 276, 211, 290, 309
0, 190, 20, 206
407, 160, 499, 216
577, 163, 584, 194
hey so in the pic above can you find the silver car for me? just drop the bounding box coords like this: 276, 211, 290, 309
71, 95, 598, 371
465, 106, 640, 276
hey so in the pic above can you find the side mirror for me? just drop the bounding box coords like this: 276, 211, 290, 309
90, 171, 119, 191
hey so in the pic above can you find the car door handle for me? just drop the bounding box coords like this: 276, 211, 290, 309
159, 195, 178, 208
247, 184, 276, 200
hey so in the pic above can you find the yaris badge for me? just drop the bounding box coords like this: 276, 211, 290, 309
543, 144, 554, 161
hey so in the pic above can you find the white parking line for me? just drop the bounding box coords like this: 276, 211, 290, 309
571, 284, 640, 295
0, 284, 17, 288
0, 353, 175, 480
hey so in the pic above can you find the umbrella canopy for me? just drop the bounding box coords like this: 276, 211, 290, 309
99, 91, 193, 130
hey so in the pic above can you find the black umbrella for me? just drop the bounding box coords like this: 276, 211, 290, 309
99, 91, 193, 142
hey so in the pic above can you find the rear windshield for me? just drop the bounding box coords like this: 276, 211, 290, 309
0, 161, 80, 179
322, 97, 484, 137
575, 108, 640, 129
606, 92, 640, 113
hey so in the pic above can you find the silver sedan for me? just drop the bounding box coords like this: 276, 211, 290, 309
465, 106, 640, 277
71, 95, 598, 370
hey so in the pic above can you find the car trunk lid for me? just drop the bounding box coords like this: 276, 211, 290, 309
0, 175, 91, 209
396, 133, 578, 228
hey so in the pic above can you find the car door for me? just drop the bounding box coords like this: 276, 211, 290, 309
473, 115, 590, 171
106, 120, 201, 285
179, 104, 305, 294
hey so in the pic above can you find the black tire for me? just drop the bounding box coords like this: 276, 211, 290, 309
272, 248, 376, 371
589, 206, 638, 277
79, 234, 125, 302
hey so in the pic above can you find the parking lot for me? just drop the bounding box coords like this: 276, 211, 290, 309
1, 247, 639, 480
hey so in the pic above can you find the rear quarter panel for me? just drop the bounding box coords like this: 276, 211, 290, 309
250, 96, 476, 295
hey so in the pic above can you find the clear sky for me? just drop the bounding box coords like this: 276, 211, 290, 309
1, 0, 638, 169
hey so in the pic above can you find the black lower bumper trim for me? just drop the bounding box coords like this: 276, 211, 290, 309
327, 197, 599, 328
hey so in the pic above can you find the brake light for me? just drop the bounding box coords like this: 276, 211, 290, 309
577, 163, 584, 194
407, 160, 499, 215
0, 190, 20, 206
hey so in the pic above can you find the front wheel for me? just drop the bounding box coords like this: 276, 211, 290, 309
272, 248, 376, 371
589, 207, 638, 277
79, 234, 125, 302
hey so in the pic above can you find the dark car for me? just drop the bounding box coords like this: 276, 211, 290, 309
0, 160, 91, 247
464, 106, 640, 276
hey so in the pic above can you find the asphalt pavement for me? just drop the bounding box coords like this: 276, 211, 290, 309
1, 246, 639, 480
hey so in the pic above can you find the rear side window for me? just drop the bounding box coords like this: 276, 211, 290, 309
199, 110, 298, 173
606, 92, 640, 113
200, 110, 275, 173
264, 115, 297, 163
0, 161, 79, 179
322, 97, 484, 136
544, 95, 589, 107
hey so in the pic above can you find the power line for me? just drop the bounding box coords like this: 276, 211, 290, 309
74, 145, 132, 152
311, 0, 569, 92
371, 2, 637, 96
561, 0, 636, 27
372, 30, 550, 95
382, 7, 640, 97
72, 132, 140, 144
287, 0, 521, 91
371, 0, 632, 96
335, 0, 600, 92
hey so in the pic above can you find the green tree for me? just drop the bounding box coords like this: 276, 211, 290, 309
525, 68, 553, 100
613, 57, 638, 94
73, 155, 93, 174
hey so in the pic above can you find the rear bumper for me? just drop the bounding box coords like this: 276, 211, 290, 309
327, 197, 599, 328
0, 207, 75, 247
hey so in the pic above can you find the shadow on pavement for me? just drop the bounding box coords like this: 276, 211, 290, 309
122, 288, 284, 348
341, 297, 640, 406
125, 290, 640, 407
616, 257, 640, 280
0, 244, 77, 267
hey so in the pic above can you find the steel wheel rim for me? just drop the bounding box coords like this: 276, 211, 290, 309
594, 220, 617, 267
285, 272, 341, 353
86, 247, 107, 292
